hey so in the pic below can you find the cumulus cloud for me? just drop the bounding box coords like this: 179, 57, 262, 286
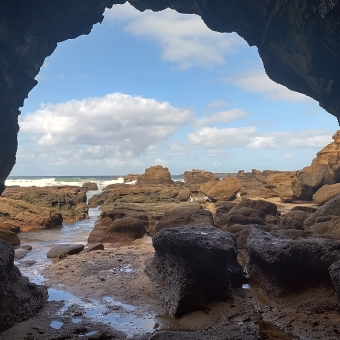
196, 109, 248, 128
105, 3, 245, 69
19, 93, 194, 166
188, 127, 256, 148
246, 136, 277, 149
224, 68, 311, 102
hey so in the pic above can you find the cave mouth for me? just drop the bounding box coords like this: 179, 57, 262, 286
1, 0, 340, 190
10, 3, 337, 180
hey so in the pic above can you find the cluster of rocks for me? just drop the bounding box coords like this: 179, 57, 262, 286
2, 185, 88, 223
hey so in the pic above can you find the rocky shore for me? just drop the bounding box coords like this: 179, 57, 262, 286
2, 134, 340, 338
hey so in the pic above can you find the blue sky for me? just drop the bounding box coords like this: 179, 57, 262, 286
13, 3, 338, 176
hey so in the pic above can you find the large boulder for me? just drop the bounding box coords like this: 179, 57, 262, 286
88, 183, 191, 207
145, 225, 243, 317
213, 201, 238, 227
0, 197, 63, 231
200, 175, 241, 201
151, 205, 213, 236
47, 243, 85, 258
292, 131, 340, 200
280, 210, 310, 230
0, 229, 20, 246
303, 194, 340, 229
247, 228, 340, 291
137, 165, 172, 185
88, 206, 148, 244
214, 199, 278, 229
0, 239, 48, 332
313, 183, 340, 205
3, 186, 88, 223
184, 169, 217, 190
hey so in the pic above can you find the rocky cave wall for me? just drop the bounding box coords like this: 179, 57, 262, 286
0, 0, 340, 191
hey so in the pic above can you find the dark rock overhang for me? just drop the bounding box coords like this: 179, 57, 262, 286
0, 0, 340, 191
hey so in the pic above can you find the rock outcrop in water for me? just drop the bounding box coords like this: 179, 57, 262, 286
137, 165, 172, 185
0, 239, 48, 332
0, 197, 62, 232
2, 186, 88, 223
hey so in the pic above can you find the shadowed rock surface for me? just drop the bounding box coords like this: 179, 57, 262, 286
280, 210, 310, 230
0, 239, 48, 332
0, 229, 20, 246
247, 228, 340, 293
152, 205, 214, 236
145, 225, 243, 318
81, 182, 98, 191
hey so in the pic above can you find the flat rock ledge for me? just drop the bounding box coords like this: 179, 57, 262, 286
145, 225, 243, 318
0, 239, 47, 332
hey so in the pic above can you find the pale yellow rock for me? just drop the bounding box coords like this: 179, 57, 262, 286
313, 183, 340, 205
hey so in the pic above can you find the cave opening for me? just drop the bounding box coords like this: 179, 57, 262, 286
11, 2, 337, 182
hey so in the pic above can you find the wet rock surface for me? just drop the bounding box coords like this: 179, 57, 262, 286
0, 239, 47, 332
47, 243, 85, 258
145, 225, 243, 318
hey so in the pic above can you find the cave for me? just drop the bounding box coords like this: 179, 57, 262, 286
1, 0, 340, 334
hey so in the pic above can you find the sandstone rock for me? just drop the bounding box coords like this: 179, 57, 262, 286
247, 228, 340, 291
292, 131, 340, 200
0, 239, 47, 332
47, 243, 85, 258
200, 175, 241, 201
3, 186, 87, 223
124, 174, 139, 183
329, 260, 340, 303
213, 201, 237, 227
183, 169, 217, 190
88, 184, 191, 207
0, 221, 20, 233
81, 182, 98, 191
88, 206, 148, 244
276, 180, 295, 202
303, 194, 340, 229
0, 229, 20, 246
137, 165, 171, 185
229, 199, 277, 219
313, 183, 340, 205
0, 197, 63, 232
152, 205, 213, 236
145, 225, 242, 317
280, 210, 310, 230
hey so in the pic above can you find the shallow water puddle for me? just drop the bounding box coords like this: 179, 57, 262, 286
50, 320, 63, 329
48, 288, 156, 335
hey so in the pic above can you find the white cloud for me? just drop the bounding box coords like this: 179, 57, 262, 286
206, 100, 229, 110
286, 134, 333, 148
247, 136, 277, 149
19, 93, 194, 166
188, 127, 256, 148
224, 68, 312, 102
105, 4, 245, 69
196, 108, 248, 128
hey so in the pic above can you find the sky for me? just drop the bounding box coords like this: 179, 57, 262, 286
13, 3, 339, 176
